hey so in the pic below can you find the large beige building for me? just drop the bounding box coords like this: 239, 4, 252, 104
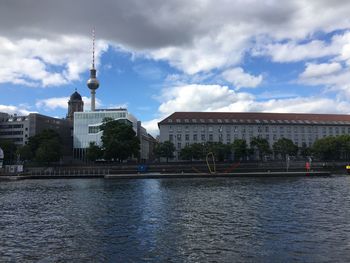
158, 112, 350, 161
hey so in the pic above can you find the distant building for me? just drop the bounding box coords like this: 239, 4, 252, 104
0, 112, 72, 155
73, 108, 153, 161
158, 112, 350, 161
67, 90, 84, 121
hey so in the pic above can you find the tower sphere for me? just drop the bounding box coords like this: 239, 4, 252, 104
87, 76, 99, 90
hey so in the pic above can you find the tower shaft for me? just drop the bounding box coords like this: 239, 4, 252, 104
91, 90, 96, 111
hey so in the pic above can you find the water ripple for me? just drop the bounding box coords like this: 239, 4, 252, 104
1, 176, 350, 262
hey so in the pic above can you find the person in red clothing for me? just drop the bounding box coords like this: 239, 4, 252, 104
305, 161, 310, 172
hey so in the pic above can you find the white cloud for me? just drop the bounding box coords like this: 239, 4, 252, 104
0, 36, 108, 87
254, 40, 338, 63
36, 96, 102, 111
300, 62, 342, 79
1, 1, 350, 83
0, 104, 32, 115
36, 97, 69, 110
151, 24, 251, 74
143, 118, 162, 137
157, 84, 253, 116
222, 67, 263, 89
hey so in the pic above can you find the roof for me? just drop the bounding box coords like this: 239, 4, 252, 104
158, 112, 350, 126
70, 91, 82, 101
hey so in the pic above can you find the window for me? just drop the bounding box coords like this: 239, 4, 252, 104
208, 126, 213, 132
209, 134, 213, 141
177, 143, 181, 149
88, 126, 100, 134
169, 134, 173, 142
193, 134, 198, 141
201, 134, 206, 141
219, 134, 223, 142
177, 134, 182, 141
185, 134, 189, 141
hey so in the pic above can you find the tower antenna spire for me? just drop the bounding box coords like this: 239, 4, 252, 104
92, 28, 95, 69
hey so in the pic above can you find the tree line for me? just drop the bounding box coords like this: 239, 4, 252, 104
155, 135, 350, 162
0, 129, 62, 165
2, 127, 350, 165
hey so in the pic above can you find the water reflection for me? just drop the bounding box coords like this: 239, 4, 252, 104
0, 177, 350, 262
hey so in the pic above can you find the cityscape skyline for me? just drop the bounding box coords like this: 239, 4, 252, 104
1, 1, 350, 135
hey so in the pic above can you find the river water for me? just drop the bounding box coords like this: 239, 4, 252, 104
1, 176, 350, 262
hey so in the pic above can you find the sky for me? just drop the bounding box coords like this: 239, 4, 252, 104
2, 0, 350, 135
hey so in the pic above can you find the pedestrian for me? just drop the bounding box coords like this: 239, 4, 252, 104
305, 161, 310, 172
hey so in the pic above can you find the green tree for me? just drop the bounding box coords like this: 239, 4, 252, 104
335, 135, 350, 160
232, 139, 247, 161
86, 142, 103, 162
179, 145, 192, 160
312, 136, 338, 160
250, 137, 271, 161
204, 142, 231, 161
28, 129, 61, 154
27, 129, 62, 164
179, 143, 205, 161
273, 138, 298, 160
154, 141, 175, 162
0, 140, 17, 165
190, 143, 205, 160
35, 139, 61, 164
101, 120, 140, 162
299, 142, 311, 158
16, 145, 33, 162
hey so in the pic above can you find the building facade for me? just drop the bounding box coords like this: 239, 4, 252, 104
158, 112, 350, 161
0, 112, 72, 155
73, 108, 153, 161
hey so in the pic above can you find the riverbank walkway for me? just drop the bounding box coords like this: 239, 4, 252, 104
0, 171, 333, 181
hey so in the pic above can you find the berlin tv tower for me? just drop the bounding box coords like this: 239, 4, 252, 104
87, 29, 99, 111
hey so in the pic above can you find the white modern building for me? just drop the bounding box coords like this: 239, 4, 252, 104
73, 108, 152, 161
158, 112, 350, 161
